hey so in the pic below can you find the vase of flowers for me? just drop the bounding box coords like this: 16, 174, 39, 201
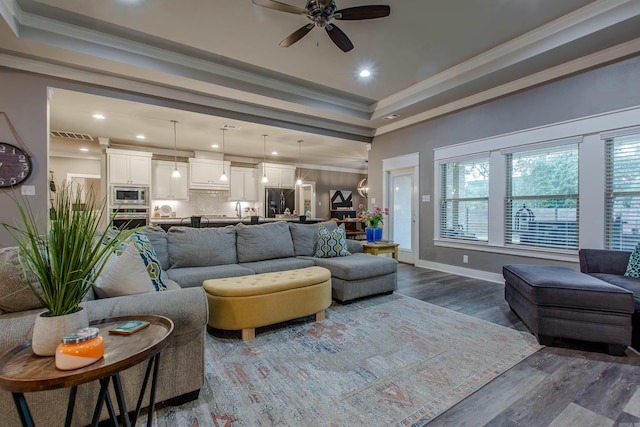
358, 204, 388, 243
1, 185, 133, 355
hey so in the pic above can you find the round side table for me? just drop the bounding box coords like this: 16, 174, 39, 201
0, 315, 173, 427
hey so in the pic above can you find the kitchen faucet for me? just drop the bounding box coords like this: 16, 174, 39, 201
235, 201, 242, 219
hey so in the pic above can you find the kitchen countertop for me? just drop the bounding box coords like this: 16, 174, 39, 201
150, 217, 325, 225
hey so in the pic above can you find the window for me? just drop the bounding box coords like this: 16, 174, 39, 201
439, 157, 489, 241
605, 133, 640, 251
505, 144, 579, 249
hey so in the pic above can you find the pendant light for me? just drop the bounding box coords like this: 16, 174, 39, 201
295, 140, 303, 186
219, 128, 228, 182
171, 120, 181, 179
261, 134, 269, 184
357, 177, 369, 198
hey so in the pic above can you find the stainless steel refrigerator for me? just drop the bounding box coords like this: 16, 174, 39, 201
265, 188, 296, 218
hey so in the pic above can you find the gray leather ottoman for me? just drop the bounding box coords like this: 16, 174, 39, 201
503, 264, 634, 355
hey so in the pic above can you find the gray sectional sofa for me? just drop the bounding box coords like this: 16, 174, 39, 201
144, 220, 398, 302
579, 248, 640, 348
0, 246, 208, 426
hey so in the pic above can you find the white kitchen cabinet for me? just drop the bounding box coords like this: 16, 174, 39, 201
188, 158, 230, 190
108, 150, 152, 186
152, 160, 189, 200
230, 167, 257, 201
259, 163, 296, 188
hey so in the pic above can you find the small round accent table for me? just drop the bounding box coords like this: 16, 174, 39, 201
0, 315, 173, 427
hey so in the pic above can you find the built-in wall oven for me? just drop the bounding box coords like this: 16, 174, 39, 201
111, 207, 149, 229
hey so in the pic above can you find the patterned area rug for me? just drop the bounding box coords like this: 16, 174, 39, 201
155, 294, 540, 427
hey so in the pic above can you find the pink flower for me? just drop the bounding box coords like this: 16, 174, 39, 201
358, 203, 364, 209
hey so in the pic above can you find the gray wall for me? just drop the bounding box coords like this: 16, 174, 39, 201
299, 168, 367, 219
0, 72, 49, 248
369, 55, 640, 274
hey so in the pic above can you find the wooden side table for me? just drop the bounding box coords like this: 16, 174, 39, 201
0, 315, 173, 427
362, 242, 400, 260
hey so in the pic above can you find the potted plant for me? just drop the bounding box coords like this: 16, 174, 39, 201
1, 184, 133, 355
358, 204, 388, 243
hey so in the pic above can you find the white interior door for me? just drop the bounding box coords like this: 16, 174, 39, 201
389, 168, 417, 264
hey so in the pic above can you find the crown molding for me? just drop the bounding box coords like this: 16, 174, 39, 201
11, 3, 374, 118
372, 0, 640, 121
375, 37, 640, 136
0, 53, 374, 143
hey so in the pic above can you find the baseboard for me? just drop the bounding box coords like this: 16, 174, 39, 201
414, 259, 503, 284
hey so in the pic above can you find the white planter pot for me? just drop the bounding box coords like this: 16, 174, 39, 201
32, 307, 89, 356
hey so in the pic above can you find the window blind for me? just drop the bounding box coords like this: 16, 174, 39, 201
505, 144, 579, 249
605, 134, 640, 251
439, 157, 489, 242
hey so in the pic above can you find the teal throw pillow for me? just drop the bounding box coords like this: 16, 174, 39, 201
315, 224, 350, 258
93, 232, 168, 298
624, 243, 640, 278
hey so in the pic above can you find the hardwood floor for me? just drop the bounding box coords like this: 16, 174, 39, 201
394, 263, 640, 427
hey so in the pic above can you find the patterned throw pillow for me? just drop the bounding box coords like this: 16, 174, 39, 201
625, 243, 640, 278
314, 224, 350, 258
93, 232, 168, 298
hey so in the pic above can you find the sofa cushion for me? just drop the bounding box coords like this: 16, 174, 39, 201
288, 221, 337, 256
239, 257, 315, 274
140, 226, 169, 271
236, 222, 294, 263
0, 247, 44, 313
168, 226, 237, 268
93, 232, 168, 298
503, 264, 634, 313
589, 273, 640, 311
167, 264, 255, 288
315, 224, 349, 258
625, 243, 640, 278
307, 253, 397, 281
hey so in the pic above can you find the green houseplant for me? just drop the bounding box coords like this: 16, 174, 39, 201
1, 184, 133, 355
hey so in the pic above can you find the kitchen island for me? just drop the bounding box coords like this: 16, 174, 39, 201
150, 216, 323, 231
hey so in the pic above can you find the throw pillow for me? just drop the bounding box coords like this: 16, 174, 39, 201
315, 224, 350, 258
289, 221, 338, 256
625, 243, 640, 278
0, 247, 44, 313
93, 232, 168, 298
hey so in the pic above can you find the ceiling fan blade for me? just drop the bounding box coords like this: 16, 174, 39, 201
326, 24, 354, 52
279, 24, 314, 47
252, 0, 306, 15
335, 5, 391, 20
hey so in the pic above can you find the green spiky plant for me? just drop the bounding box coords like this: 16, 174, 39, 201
1, 184, 135, 316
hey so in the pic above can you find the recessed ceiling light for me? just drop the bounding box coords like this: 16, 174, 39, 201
136, 134, 146, 140
80, 148, 89, 152
271, 151, 278, 156
383, 114, 400, 120
359, 69, 371, 78
92, 114, 105, 120
211, 144, 219, 148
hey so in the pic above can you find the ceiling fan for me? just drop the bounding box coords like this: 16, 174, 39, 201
252, 0, 391, 52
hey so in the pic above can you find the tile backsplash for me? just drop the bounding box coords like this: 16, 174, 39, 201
152, 190, 260, 218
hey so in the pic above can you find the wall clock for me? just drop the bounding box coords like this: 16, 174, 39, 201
0, 142, 33, 188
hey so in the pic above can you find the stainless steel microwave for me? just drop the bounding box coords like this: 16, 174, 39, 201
112, 186, 148, 205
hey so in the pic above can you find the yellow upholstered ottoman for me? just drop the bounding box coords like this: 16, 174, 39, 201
203, 266, 332, 340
